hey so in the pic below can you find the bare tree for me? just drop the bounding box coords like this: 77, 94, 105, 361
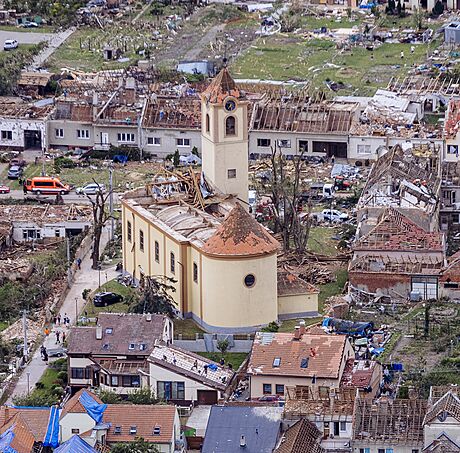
86, 182, 112, 270
260, 145, 313, 254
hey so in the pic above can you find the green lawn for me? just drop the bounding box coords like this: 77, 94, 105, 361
308, 226, 339, 256
232, 35, 440, 95
12, 359, 67, 406
278, 316, 323, 333
83, 280, 133, 317
318, 267, 348, 310
0, 25, 55, 33
0, 161, 160, 191
173, 319, 205, 338
197, 352, 248, 370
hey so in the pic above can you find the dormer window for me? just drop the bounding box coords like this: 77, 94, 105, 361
225, 115, 236, 136
153, 425, 161, 436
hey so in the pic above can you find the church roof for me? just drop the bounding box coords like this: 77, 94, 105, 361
202, 68, 244, 104
202, 203, 279, 257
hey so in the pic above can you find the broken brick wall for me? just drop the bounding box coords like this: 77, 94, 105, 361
349, 271, 410, 296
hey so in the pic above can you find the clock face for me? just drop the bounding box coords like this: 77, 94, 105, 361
225, 99, 236, 112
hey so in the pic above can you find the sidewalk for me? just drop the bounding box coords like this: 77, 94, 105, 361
7, 228, 119, 403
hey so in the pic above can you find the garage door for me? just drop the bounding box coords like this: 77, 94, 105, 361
412, 277, 438, 300
197, 390, 218, 405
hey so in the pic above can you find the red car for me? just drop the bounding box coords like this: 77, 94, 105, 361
0, 185, 10, 194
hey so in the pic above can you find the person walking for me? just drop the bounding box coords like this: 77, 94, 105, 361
62, 332, 66, 343
56, 331, 60, 344
76, 258, 82, 270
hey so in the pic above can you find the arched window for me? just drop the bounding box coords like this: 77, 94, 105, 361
206, 114, 210, 133
225, 116, 236, 136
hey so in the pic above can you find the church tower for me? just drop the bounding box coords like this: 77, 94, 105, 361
200, 68, 249, 204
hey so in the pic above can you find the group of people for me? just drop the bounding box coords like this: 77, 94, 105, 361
52, 313, 71, 327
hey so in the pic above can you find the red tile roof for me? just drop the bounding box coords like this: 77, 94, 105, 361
202, 203, 279, 257
104, 404, 176, 444
0, 413, 36, 453
0, 406, 50, 441
60, 389, 104, 418
201, 68, 244, 104
277, 271, 319, 296
248, 331, 349, 379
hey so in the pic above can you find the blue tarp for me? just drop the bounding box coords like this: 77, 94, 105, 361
54, 435, 98, 453
323, 317, 374, 337
0, 427, 18, 453
43, 406, 61, 448
79, 391, 107, 424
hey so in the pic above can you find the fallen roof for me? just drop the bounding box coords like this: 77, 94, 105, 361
0, 204, 92, 224
424, 391, 460, 425
353, 397, 427, 444
67, 313, 168, 356
18, 71, 53, 87
202, 203, 279, 257
202, 406, 282, 453
277, 271, 319, 297
149, 344, 234, 392
247, 331, 348, 379
274, 419, 325, 453
445, 99, 460, 140
353, 208, 444, 252
104, 404, 176, 444
340, 359, 379, 390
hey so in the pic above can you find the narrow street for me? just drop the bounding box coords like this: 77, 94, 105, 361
7, 227, 119, 403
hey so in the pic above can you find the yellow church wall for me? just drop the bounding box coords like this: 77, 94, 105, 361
186, 246, 202, 320
122, 204, 135, 277
200, 253, 278, 331
277, 293, 319, 320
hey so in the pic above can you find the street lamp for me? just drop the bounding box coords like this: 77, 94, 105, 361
75, 297, 78, 326
26, 372, 30, 396
98, 262, 102, 290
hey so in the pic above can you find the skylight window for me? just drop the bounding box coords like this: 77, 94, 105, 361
153, 426, 161, 436
130, 426, 137, 435
273, 357, 281, 367
129, 343, 135, 350
300, 358, 309, 369
114, 426, 121, 434
105, 328, 113, 334
140, 343, 146, 351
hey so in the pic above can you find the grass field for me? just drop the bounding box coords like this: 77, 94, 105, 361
0, 161, 160, 191
83, 280, 133, 317
197, 352, 248, 370
0, 25, 55, 33
308, 226, 340, 256
232, 35, 439, 95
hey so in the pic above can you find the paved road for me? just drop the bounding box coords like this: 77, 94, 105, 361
0, 190, 121, 205
0, 30, 53, 48
7, 227, 119, 403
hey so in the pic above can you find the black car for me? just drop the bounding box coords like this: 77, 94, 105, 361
93, 292, 123, 307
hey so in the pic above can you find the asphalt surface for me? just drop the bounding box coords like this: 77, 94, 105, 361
0, 190, 120, 205
0, 30, 53, 49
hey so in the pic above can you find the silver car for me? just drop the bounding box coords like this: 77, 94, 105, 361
76, 183, 106, 195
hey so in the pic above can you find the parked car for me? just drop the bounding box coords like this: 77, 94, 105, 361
321, 209, 349, 223
76, 183, 106, 195
10, 158, 26, 168
4, 39, 18, 50
19, 21, 39, 28
7, 165, 23, 179
93, 292, 123, 307
47, 347, 67, 358
0, 185, 10, 194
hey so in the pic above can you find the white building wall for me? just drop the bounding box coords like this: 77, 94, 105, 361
148, 362, 221, 402
0, 118, 47, 150
60, 413, 95, 443
143, 128, 201, 157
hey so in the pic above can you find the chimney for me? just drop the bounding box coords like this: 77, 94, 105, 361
240, 435, 246, 448
299, 320, 306, 336
96, 325, 102, 340
146, 313, 152, 322
294, 326, 301, 340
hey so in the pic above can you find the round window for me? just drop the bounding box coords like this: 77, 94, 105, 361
244, 274, 256, 288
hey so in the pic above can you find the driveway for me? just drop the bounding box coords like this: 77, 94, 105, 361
0, 30, 53, 49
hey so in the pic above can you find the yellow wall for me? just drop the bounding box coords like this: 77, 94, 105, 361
277, 293, 319, 317
187, 246, 202, 318
201, 253, 278, 329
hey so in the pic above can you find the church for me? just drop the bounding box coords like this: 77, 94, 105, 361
120, 69, 319, 332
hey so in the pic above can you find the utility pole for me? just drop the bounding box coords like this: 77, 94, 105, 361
75, 297, 78, 326
22, 310, 28, 362
109, 164, 115, 241
66, 236, 72, 287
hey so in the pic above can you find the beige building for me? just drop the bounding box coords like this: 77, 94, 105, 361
247, 326, 354, 399
121, 69, 319, 333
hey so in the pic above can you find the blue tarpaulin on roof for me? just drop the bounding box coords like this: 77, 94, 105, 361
79, 391, 107, 424
0, 427, 18, 453
43, 406, 61, 448
54, 435, 98, 453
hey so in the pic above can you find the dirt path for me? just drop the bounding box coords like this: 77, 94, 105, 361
183, 23, 225, 61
